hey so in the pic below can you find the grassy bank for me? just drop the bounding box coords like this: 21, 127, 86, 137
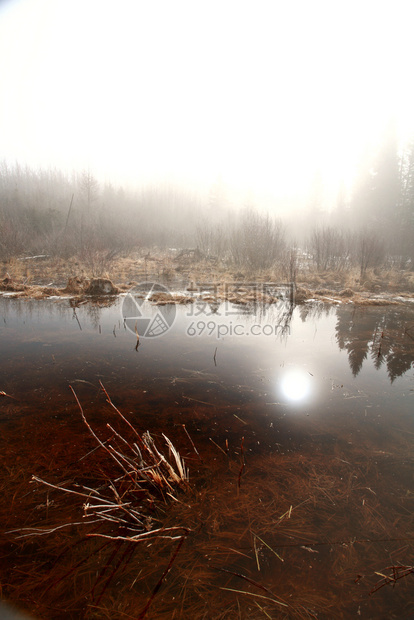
1, 249, 414, 306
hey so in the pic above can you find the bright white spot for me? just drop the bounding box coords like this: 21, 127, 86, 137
281, 370, 311, 402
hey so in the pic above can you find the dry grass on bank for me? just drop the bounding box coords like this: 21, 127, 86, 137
1, 250, 414, 305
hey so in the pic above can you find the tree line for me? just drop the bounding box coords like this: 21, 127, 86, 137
0, 123, 413, 276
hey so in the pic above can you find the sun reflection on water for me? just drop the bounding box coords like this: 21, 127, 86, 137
280, 369, 312, 402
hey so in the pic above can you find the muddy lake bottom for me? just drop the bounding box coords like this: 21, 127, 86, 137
0, 295, 413, 619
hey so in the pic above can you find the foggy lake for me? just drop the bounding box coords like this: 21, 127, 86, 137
1, 294, 413, 619
3, 0, 414, 617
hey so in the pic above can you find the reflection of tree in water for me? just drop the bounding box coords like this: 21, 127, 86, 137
0, 297, 74, 322
298, 302, 336, 323
381, 319, 414, 382
335, 306, 414, 381
82, 303, 103, 330
275, 301, 294, 341
70, 298, 118, 330
271, 300, 335, 344
336, 307, 373, 376
235, 299, 296, 341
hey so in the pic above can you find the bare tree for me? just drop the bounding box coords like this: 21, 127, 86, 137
309, 227, 350, 271
230, 208, 286, 271
79, 169, 100, 212
356, 230, 385, 279
398, 139, 414, 269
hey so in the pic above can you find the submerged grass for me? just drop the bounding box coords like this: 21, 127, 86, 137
0, 383, 413, 618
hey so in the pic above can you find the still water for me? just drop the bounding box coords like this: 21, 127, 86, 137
0, 295, 413, 619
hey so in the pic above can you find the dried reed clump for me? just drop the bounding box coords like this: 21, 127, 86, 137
84, 278, 119, 296
18, 383, 189, 547
354, 297, 400, 306
339, 287, 354, 297
149, 291, 194, 305
62, 276, 119, 296
28, 286, 62, 299
63, 275, 89, 294
293, 287, 310, 303
0, 276, 26, 292
314, 287, 334, 296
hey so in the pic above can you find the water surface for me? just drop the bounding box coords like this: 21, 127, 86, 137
0, 296, 413, 619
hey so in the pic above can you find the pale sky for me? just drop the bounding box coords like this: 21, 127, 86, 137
1, 0, 414, 204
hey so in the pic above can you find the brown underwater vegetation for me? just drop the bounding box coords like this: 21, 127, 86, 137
1, 381, 413, 619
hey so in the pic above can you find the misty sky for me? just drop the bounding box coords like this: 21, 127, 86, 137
1, 0, 414, 204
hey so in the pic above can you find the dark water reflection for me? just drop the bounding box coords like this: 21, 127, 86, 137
2, 296, 412, 427
0, 295, 413, 619
335, 304, 414, 381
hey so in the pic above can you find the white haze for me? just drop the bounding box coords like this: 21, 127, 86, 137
1, 0, 414, 211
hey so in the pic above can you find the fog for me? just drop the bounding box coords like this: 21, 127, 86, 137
0, 0, 414, 271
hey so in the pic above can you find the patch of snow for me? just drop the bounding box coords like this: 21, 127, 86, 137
18, 254, 50, 260
321, 297, 341, 304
